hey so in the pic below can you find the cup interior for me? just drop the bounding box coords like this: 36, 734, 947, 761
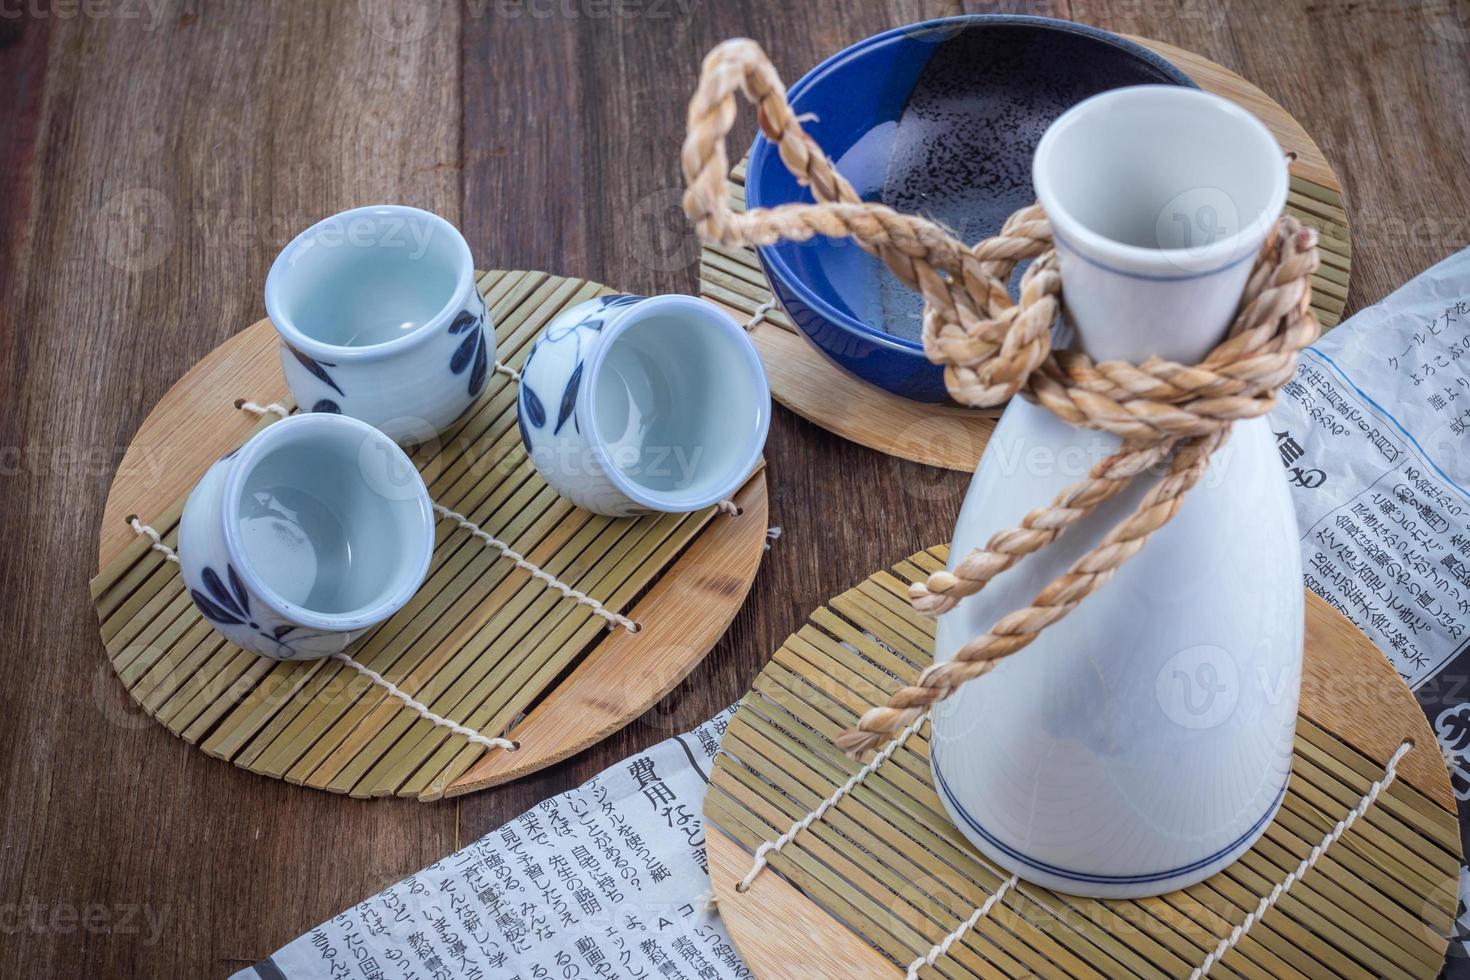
226, 418, 432, 623
1033, 86, 1286, 260
587, 300, 768, 509
269, 207, 469, 349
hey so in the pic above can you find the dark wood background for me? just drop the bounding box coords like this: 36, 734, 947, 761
2, 0, 1468, 975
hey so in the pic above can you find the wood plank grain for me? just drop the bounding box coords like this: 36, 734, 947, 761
4, 2, 1468, 976
2, 5, 469, 977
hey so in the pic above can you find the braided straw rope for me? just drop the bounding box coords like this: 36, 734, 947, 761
682, 39, 1321, 755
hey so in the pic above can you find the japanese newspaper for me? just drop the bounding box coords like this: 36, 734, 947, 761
1269, 245, 1470, 961
232, 707, 751, 980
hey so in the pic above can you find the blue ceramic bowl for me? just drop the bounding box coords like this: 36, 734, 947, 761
746, 15, 1196, 403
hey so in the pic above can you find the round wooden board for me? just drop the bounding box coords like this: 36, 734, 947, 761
699, 36, 1352, 472
704, 547, 1460, 979
90, 269, 769, 800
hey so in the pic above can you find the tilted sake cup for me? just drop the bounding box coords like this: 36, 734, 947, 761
265, 205, 494, 443
516, 294, 770, 517
178, 413, 435, 660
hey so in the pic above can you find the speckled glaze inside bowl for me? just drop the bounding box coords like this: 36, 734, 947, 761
746, 15, 1196, 403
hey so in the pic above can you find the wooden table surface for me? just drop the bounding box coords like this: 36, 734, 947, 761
2, 1, 1467, 976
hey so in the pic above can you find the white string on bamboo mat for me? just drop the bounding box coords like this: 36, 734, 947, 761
431, 502, 640, 633
737, 708, 931, 892
907, 874, 1019, 980
124, 519, 516, 752
741, 299, 776, 332
329, 651, 516, 751
233, 399, 291, 419
1190, 738, 1414, 979
127, 516, 180, 564
493, 360, 521, 383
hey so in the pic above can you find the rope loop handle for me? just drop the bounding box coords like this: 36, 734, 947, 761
682, 39, 1321, 754
682, 39, 1050, 405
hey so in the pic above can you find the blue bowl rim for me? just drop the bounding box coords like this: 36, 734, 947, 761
746, 13, 1197, 357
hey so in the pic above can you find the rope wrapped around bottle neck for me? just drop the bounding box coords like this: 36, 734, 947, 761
681, 38, 1320, 754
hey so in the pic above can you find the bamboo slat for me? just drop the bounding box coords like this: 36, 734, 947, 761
700, 38, 1353, 472
91, 270, 770, 799
705, 547, 1458, 979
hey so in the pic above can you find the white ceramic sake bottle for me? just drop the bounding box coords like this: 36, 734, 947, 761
928, 87, 1302, 898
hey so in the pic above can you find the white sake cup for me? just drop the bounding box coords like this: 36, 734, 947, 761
178, 413, 435, 660
1032, 86, 1288, 362
516, 294, 771, 516
265, 205, 494, 443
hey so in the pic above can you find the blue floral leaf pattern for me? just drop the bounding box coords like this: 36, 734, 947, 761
285, 343, 344, 396
259, 628, 331, 658
227, 565, 251, 615
191, 589, 246, 627
450, 329, 479, 374
448, 310, 478, 334
579, 294, 643, 333
194, 563, 259, 630
555, 361, 582, 435
546, 295, 638, 342
469, 330, 488, 397
190, 564, 329, 656
522, 383, 546, 429
202, 567, 246, 619
517, 406, 534, 453
312, 399, 340, 414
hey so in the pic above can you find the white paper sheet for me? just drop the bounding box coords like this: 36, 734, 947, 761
1269, 245, 1470, 964
233, 708, 752, 980
1274, 248, 1470, 689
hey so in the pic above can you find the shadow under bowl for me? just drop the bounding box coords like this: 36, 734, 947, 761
746, 14, 1196, 404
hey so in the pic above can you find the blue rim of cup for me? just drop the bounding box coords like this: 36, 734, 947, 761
744, 13, 1196, 359
220, 413, 436, 632
577, 295, 771, 513
264, 204, 476, 363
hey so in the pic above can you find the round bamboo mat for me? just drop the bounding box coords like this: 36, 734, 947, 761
91, 269, 769, 800
704, 546, 1459, 979
699, 37, 1353, 471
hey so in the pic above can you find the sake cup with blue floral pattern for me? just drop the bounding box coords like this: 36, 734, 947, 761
265, 205, 493, 443
178, 413, 435, 660
516, 293, 770, 517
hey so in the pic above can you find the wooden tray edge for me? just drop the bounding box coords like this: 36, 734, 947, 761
97, 317, 289, 570
709, 825, 900, 979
